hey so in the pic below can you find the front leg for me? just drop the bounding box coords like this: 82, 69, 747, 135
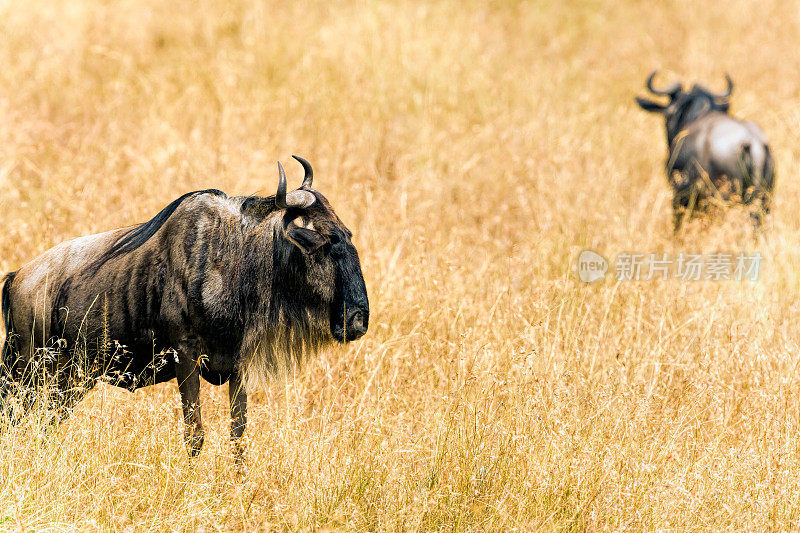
229, 371, 247, 463
175, 340, 204, 457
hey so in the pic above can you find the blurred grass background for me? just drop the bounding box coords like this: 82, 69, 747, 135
2, 0, 800, 529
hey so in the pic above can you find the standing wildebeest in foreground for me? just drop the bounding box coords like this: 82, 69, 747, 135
635, 71, 774, 231
0, 156, 369, 460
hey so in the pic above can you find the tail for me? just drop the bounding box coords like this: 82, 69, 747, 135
762, 145, 775, 192
739, 143, 757, 190
757, 145, 775, 217
1, 271, 17, 365
740, 142, 774, 228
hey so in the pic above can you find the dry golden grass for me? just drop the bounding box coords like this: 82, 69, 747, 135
2, 0, 800, 530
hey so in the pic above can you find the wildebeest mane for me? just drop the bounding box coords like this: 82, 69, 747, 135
93, 189, 226, 270
675, 89, 728, 126
240, 195, 279, 220
237, 225, 334, 386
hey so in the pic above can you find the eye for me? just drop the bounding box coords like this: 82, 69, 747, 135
293, 216, 316, 231
328, 233, 341, 245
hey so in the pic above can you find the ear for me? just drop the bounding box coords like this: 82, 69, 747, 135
285, 224, 327, 254
635, 96, 667, 113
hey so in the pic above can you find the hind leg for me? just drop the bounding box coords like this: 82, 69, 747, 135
748, 196, 767, 230
672, 190, 693, 233
48, 374, 94, 425
0, 348, 34, 428
746, 188, 772, 231
0, 364, 94, 430
0, 377, 15, 426
670, 166, 700, 233
0, 378, 38, 429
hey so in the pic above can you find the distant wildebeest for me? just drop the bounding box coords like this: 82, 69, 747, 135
0, 156, 369, 460
635, 71, 774, 231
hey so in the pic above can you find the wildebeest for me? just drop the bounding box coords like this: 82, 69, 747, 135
0, 156, 369, 460
635, 71, 774, 231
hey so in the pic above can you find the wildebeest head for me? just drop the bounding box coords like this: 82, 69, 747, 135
636, 70, 733, 145
270, 156, 369, 343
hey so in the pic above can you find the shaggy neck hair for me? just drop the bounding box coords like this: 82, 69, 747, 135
236, 212, 335, 389
666, 88, 730, 147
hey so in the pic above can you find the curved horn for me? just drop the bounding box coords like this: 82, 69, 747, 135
275, 161, 288, 209
709, 73, 733, 99
292, 155, 313, 188
275, 160, 316, 210
646, 70, 681, 96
